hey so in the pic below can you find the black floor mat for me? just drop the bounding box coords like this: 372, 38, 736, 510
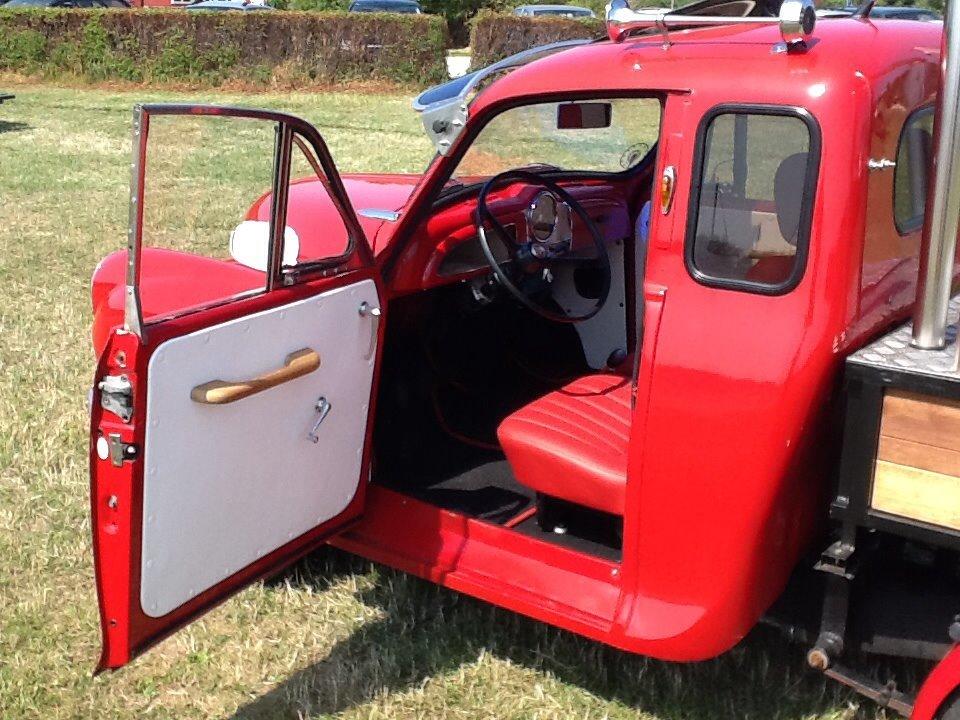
405, 459, 534, 525
513, 515, 622, 562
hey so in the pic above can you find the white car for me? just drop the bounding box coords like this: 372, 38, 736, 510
513, 3, 596, 17
185, 0, 274, 11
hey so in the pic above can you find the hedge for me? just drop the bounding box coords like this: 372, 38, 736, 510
470, 11, 604, 68
0, 8, 449, 87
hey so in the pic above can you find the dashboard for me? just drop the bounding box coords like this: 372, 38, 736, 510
391, 180, 631, 294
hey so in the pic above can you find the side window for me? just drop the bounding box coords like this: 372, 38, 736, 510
140, 115, 277, 324
894, 106, 934, 234
687, 108, 819, 293
133, 109, 361, 329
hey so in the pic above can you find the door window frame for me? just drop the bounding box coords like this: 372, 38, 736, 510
124, 104, 368, 340
684, 103, 822, 296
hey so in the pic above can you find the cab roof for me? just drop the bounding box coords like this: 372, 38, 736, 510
469, 19, 941, 114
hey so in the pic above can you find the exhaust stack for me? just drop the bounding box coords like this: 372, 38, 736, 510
913, 6, 960, 349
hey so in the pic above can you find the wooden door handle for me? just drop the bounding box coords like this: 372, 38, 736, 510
191, 348, 320, 404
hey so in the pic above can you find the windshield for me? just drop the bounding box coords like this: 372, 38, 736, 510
450, 98, 662, 182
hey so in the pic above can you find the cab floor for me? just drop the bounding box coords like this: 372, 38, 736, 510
385, 456, 621, 561
403, 458, 534, 525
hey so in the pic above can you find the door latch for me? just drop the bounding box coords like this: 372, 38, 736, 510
98, 374, 133, 422
308, 397, 332, 443
96, 432, 139, 467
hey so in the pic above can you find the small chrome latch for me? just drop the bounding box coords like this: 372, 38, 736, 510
98, 374, 133, 422
358, 208, 400, 222
868, 158, 897, 171
358, 301, 381, 318
107, 432, 139, 467
308, 397, 332, 443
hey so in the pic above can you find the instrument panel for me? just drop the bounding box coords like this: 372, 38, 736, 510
393, 181, 631, 294
525, 192, 573, 260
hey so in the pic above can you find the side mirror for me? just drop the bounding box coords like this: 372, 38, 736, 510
557, 102, 612, 130
229, 220, 300, 272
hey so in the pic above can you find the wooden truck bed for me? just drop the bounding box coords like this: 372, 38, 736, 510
837, 298, 960, 549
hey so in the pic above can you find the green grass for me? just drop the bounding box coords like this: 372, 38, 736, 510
0, 82, 904, 719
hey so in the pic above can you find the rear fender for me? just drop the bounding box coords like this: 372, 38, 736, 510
913, 645, 960, 720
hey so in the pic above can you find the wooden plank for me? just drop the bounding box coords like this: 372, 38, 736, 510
872, 459, 960, 531
880, 389, 960, 452
878, 435, 960, 477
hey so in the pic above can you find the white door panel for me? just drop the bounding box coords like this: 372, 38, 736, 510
141, 279, 379, 617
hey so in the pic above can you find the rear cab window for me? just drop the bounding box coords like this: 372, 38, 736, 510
894, 105, 934, 235
686, 105, 821, 294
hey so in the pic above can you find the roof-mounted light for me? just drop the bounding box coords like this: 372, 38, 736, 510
605, 0, 816, 48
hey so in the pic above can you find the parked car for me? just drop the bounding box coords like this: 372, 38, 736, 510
86, 2, 960, 719
514, 3, 596, 16
184, 0, 273, 10
816, 3, 941, 20
3, 0, 129, 6
347, 0, 421, 12
868, 4, 941, 19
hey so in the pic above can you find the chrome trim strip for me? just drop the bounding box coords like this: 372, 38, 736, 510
124, 104, 147, 341
358, 208, 401, 222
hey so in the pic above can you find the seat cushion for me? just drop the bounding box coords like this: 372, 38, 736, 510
497, 374, 631, 516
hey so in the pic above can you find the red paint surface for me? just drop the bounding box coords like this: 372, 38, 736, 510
913, 645, 960, 720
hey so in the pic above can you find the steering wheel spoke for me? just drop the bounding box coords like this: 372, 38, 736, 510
475, 169, 611, 324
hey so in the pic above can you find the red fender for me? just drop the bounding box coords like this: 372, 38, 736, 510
913, 645, 960, 720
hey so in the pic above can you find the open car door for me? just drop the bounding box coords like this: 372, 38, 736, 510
90, 105, 384, 671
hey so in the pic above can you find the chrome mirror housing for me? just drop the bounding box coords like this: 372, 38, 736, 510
778, 0, 817, 46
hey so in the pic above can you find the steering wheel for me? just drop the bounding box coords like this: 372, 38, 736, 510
475, 169, 611, 324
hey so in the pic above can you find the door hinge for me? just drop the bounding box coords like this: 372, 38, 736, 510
98, 374, 133, 422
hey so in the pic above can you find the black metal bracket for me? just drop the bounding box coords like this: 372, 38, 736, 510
823, 664, 914, 717
815, 539, 857, 580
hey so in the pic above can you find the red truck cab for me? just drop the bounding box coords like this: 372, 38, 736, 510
88, 6, 959, 716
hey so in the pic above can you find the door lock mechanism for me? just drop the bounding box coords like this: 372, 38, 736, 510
96, 432, 139, 467
308, 397, 332, 443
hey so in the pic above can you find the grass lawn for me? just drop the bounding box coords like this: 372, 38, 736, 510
0, 82, 901, 719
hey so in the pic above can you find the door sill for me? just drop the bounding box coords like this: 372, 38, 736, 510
329, 485, 621, 639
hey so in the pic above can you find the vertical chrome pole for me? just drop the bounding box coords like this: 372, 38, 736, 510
913, 6, 960, 349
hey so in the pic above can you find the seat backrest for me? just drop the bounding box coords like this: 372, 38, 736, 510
773, 152, 809, 245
